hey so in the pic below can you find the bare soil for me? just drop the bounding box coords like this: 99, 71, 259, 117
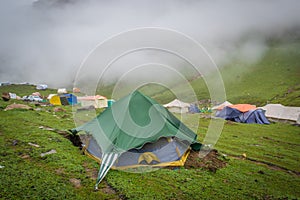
185, 149, 227, 172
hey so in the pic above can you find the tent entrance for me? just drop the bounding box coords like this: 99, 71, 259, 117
80, 135, 191, 170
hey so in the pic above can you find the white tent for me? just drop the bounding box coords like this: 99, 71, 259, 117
261, 104, 300, 124
211, 101, 233, 110
77, 95, 108, 108
36, 84, 48, 90
47, 94, 57, 100
57, 88, 68, 94
9, 93, 17, 99
163, 99, 190, 113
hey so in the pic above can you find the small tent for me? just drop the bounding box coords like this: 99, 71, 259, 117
73, 87, 81, 93
49, 95, 69, 106
77, 95, 108, 108
49, 95, 61, 105
261, 104, 300, 124
163, 99, 190, 113
188, 104, 200, 113
61, 94, 77, 105
216, 104, 270, 124
47, 94, 56, 100
36, 84, 48, 90
70, 91, 201, 189
32, 92, 42, 98
57, 88, 68, 94
211, 101, 233, 110
9, 93, 17, 99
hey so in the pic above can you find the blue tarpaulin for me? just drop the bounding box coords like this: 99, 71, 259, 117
216, 106, 270, 124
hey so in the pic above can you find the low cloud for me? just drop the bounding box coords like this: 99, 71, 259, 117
0, 0, 299, 88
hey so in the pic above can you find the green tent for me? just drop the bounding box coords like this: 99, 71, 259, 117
70, 91, 201, 189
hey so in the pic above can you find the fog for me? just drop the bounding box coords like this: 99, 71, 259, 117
0, 0, 299, 88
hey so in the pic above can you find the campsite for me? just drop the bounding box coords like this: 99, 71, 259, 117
1, 1, 300, 199
0, 38, 299, 199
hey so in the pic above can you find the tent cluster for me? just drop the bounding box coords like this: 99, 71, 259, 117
215, 104, 270, 124
1, 84, 114, 109
70, 91, 201, 189
48, 88, 78, 106
213, 101, 300, 125
48, 88, 112, 108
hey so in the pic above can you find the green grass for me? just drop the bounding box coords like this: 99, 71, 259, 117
178, 114, 300, 172
106, 159, 299, 200
0, 104, 119, 199
2, 94, 299, 199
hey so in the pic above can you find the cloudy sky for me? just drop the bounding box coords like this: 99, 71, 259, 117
0, 0, 299, 88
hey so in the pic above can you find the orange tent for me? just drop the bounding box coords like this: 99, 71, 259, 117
228, 104, 256, 112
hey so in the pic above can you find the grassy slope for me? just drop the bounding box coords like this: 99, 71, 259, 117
1, 85, 299, 199
0, 84, 57, 98
146, 41, 300, 106
222, 42, 300, 106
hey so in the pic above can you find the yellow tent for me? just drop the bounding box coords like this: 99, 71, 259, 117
49, 95, 61, 105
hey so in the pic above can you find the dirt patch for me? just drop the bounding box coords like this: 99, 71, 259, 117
185, 149, 227, 172
4, 103, 33, 111
20, 154, 30, 159
70, 178, 81, 188
53, 107, 66, 112
2, 92, 10, 101
226, 120, 238, 125
64, 134, 82, 147
83, 162, 98, 180
55, 168, 65, 175
82, 163, 121, 197
101, 181, 117, 195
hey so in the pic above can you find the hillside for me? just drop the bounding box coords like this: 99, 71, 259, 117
0, 84, 57, 99
221, 41, 300, 106
134, 41, 300, 106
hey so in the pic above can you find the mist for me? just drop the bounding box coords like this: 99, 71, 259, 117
0, 0, 300, 89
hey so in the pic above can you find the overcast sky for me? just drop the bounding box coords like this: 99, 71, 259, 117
0, 0, 299, 88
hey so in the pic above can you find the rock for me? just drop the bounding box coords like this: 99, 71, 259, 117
28, 142, 40, 148
21, 154, 30, 159
40, 149, 57, 157
12, 140, 18, 146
